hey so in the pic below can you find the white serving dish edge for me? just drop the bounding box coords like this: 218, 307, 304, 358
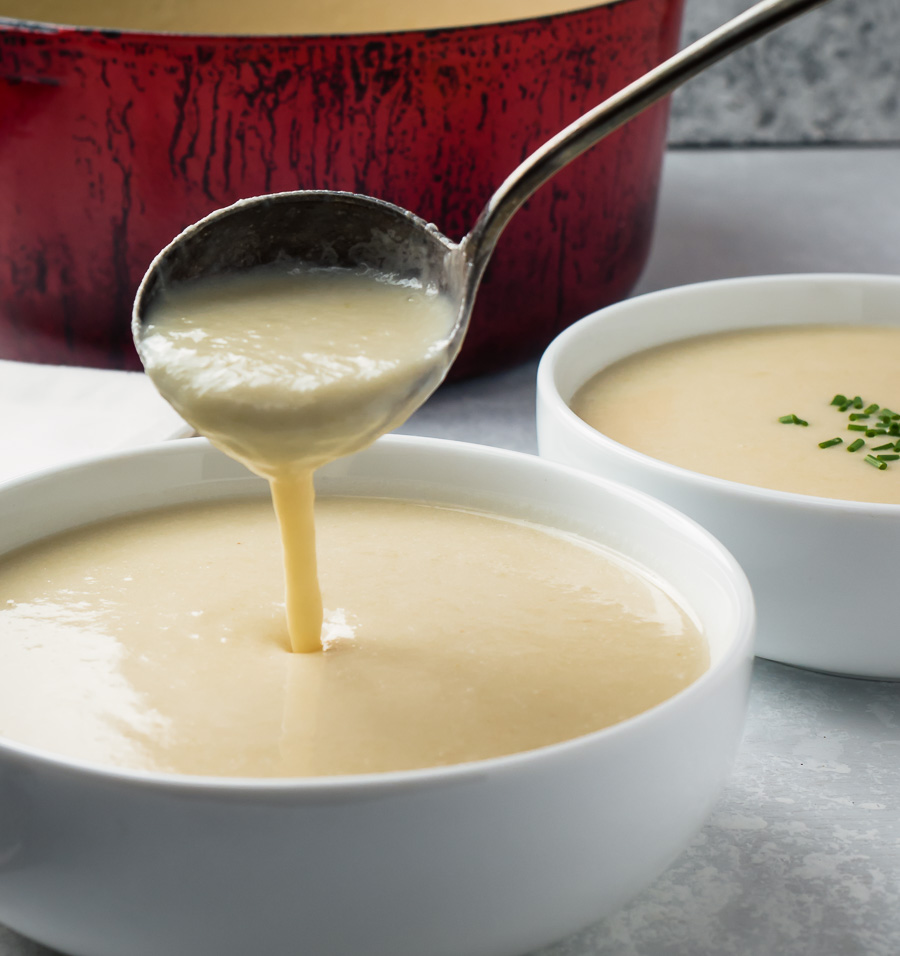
0, 435, 753, 956
537, 273, 900, 680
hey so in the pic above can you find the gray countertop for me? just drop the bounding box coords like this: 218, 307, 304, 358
3, 146, 900, 956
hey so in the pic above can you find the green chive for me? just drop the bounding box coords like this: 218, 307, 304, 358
778, 414, 808, 426
890, 424, 900, 436
864, 404, 880, 415
847, 439, 866, 453
849, 413, 870, 421
830, 394, 848, 406
877, 454, 900, 462
864, 454, 887, 470
818, 437, 843, 449
839, 402, 853, 412
853, 396, 864, 409
847, 424, 868, 432
866, 428, 888, 437
872, 442, 895, 451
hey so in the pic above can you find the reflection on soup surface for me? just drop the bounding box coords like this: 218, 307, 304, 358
0, 494, 707, 777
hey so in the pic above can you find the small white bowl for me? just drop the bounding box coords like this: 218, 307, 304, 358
0, 436, 752, 956
537, 273, 900, 680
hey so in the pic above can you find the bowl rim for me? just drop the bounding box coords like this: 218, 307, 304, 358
537, 272, 900, 516
0, 433, 753, 796
0, 0, 636, 42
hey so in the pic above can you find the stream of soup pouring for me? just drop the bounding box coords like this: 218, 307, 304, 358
137, 267, 458, 652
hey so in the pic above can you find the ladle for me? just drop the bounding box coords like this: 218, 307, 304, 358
134, 0, 830, 385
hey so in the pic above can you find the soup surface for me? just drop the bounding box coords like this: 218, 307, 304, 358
572, 325, 900, 504
138, 267, 456, 476
2, 0, 610, 34
0, 495, 707, 777
138, 266, 458, 652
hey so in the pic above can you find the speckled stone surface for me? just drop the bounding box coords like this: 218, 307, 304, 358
2, 147, 899, 956
670, 0, 900, 144
535, 660, 900, 956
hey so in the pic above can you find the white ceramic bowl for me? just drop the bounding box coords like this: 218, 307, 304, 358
537, 273, 900, 681
0, 436, 752, 956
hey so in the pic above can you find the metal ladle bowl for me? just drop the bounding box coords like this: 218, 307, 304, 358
134, 0, 830, 387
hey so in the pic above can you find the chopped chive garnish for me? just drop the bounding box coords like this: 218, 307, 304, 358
778, 414, 808, 426
795, 394, 900, 471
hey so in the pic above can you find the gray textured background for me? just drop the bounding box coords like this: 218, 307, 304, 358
670, 0, 900, 144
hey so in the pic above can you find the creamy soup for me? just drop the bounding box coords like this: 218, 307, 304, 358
2, 0, 610, 34
138, 267, 457, 652
0, 494, 707, 777
572, 325, 900, 504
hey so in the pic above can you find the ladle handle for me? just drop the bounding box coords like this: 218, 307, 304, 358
462, 0, 832, 285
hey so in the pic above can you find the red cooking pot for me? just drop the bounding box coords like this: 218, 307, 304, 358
0, 1, 683, 378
